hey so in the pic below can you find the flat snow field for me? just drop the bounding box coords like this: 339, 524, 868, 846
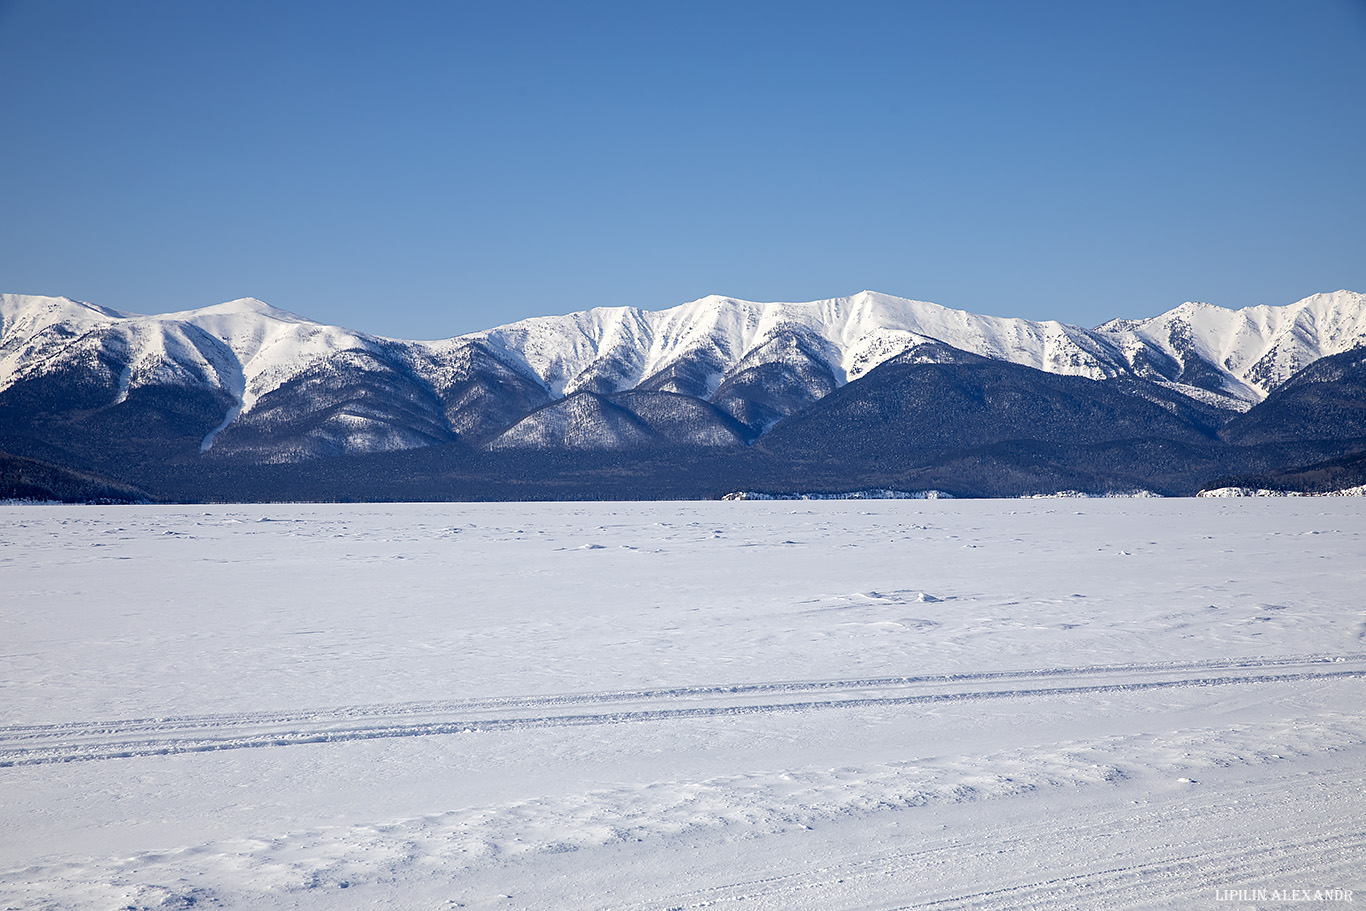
1, 499, 1364, 911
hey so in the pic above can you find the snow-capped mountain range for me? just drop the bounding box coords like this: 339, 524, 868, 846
2, 288, 1364, 465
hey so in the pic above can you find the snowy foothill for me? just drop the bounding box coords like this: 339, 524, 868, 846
1, 498, 1364, 909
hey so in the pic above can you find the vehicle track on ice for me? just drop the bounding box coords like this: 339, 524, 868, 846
2, 654, 1363, 767
605, 782, 1366, 911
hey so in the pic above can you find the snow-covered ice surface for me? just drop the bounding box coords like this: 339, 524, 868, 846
1, 499, 1363, 910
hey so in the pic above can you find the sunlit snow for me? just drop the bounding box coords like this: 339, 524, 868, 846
1, 498, 1363, 909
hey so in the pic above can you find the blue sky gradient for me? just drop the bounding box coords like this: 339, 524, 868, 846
2, 0, 1363, 338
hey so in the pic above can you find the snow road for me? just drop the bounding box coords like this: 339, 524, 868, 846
1, 498, 1363, 909
4, 654, 1363, 768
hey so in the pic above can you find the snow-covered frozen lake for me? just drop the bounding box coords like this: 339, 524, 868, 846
2, 498, 1363, 910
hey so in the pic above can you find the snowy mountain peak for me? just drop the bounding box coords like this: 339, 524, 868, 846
0, 293, 380, 424
2, 288, 1363, 463
456, 290, 1138, 402
171, 297, 313, 323
1095, 290, 1366, 401
0, 292, 123, 330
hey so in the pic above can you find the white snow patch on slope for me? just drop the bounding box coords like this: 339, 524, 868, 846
168, 298, 382, 415
457, 290, 1131, 400
0, 295, 406, 450
1100, 290, 1366, 402
454, 289, 1366, 405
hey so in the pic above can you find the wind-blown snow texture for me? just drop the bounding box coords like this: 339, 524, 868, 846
1, 499, 1362, 909
4, 290, 1364, 458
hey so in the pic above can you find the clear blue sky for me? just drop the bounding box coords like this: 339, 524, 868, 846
2, 0, 1363, 338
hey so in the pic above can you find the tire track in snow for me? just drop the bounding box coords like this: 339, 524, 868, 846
602, 768, 1366, 911
626, 828, 1366, 911
895, 833, 1366, 911
4, 653, 1360, 738
2, 654, 1363, 768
